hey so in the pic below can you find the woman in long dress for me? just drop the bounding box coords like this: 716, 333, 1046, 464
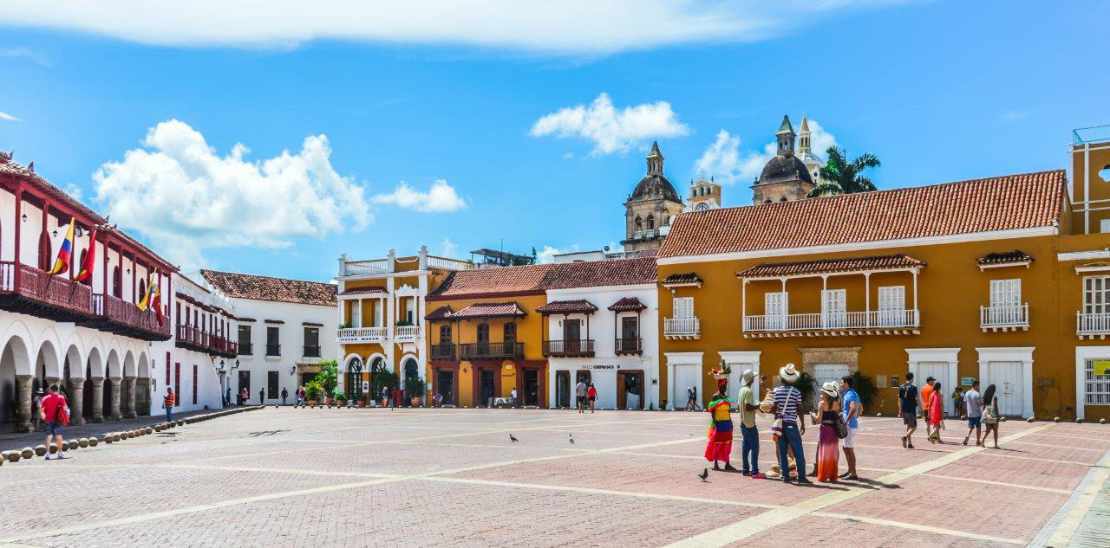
928, 382, 945, 444
704, 378, 736, 472
811, 382, 841, 483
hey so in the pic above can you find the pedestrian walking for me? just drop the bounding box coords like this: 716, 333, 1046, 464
32, 388, 43, 432
773, 363, 810, 485
898, 373, 920, 449
391, 386, 400, 409
686, 385, 698, 411
225, 386, 231, 408
380, 385, 389, 407
40, 385, 69, 460
240, 387, 248, 406
980, 384, 1001, 448
920, 376, 936, 440
297, 385, 306, 406
575, 378, 587, 414
510, 387, 518, 408
281, 387, 288, 406
963, 381, 983, 446
738, 369, 764, 479
258, 388, 265, 406
839, 375, 861, 480
811, 382, 841, 483
704, 372, 736, 472
952, 386, 965, 420
927, 382, 945, 443
164, 387, 175, 422
587, 383, 597, 413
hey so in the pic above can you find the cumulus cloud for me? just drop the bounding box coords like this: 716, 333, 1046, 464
0, 1, 905, 55
372, 180, 466, 213
694, 118, 838, 184
0, 111, 19, 122
536, 244, 580, 263
530, 93, 689, 155
93, 119, 370, 268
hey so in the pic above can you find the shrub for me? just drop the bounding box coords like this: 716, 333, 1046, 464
850, 371, 878, 412
305, 381, 323, 401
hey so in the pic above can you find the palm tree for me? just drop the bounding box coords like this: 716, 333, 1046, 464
809, 147, 881, 197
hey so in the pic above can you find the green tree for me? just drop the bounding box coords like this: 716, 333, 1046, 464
317, 360, 339, 395
810, 146, 881, 197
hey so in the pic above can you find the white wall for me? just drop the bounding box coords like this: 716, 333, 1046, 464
544, 284, 660, 410
231, 298, 338, 404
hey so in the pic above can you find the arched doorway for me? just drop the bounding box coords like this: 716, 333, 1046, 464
32, 341, 60, 422
369, 356, 387, 401
1, 336, 31, 431
345, 356, 363, 401
403, 357, 419, 407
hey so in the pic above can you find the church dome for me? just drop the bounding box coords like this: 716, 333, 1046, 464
758, 154, 814, 186
630, 173, 681, 202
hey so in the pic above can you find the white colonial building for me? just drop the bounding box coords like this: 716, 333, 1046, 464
201, 269, 338, 405
1, 152, 173, 431
542, 258, 660, 410
171, 273, 238, 413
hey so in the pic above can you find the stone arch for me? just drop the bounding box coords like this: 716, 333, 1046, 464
137, 352, 150, 379
84, 347, 104, 422
106, 349, 121, 379
1, 334, 31, 428
123, 350, 136, 378
85, 347, 105, 379
343, 354, 365, 400
63, 344, 82, 381
341, 353, 364, 373
34, 338, 62, 381
104, 349, 121, 420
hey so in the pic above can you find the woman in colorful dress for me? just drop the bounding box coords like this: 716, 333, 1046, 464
928, 382, 945, 444
811, 381, 841, 483
704, 376, 737, 472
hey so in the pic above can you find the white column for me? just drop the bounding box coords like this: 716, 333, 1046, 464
820, 275, 828, 328
740, 279, 747, 333
780, 278, 788, 328
864, 272, 871, 327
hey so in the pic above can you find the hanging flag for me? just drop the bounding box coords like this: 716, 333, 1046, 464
136, 272, 153, 312
151, 273, 164, 326
75, 227, 97, 283
48, 218, 76, 275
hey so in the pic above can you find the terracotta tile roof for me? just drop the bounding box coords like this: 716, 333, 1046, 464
659, 170, 1066, 259
340, 287, 387, 296
978, 250, 1033, 266
608, 297, 647, 312
737, 254, 925, 278
201, 270, 337, 306
450, 302, 527, 319
536, 299, 599, 315
662, 272, 703, 286
428, 257, 656, 300
425, 305, 454, 321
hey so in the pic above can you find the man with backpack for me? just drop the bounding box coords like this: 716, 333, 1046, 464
40, 385, 69, 461
898, 373, 924, 449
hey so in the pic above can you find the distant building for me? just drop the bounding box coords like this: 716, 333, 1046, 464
751, 115, 816, 204
687, 177, 722, 212
622, 142, 685, 253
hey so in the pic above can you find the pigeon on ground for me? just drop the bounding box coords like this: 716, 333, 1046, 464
698, 468, 709, 482
569, 434, 575, 444
509, 434, 518, 443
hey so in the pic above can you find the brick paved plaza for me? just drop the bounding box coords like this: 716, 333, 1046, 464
1, 408, 1108, 547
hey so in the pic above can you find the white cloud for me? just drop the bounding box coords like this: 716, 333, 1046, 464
372, 180, 466, 213
694, 118, 838, 185
93, 119, 369, 269
0, 1, 906, 55
62, 183, 83, 201
536, 244, 579, 264
531, 93, 689, 155
0, 111, 19, 122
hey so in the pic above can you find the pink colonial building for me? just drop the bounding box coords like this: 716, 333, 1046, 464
0, 152, 174, 432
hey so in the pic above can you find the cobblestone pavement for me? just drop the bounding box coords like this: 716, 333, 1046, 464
1, 408, 1108, 547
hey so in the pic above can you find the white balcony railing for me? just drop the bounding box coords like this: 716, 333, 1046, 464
743, 310, 919, 333
337, 326, 388, 343
1078, 312, 1110, 337
980, 304, 1029, 330
342, 259, 390, 277
426, 256, 474, 271
395, 325, 421, 341
664, 317, 700, 338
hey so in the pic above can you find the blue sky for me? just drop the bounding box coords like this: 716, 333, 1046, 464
1, 1, 1108, 282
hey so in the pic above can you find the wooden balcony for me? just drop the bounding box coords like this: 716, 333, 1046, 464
0, 261, 94, 321
980, 304, 1029, 332
543, 339, 595, 358
614, 337, 643, 355
430, 343, 456, 361
92, 293, 171, 341
742, 310, 919, 338
459, 342, 524, 361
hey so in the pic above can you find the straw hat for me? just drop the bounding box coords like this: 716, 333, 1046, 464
821, 381, 840, 399
779, 363, 800, 383
741, 369, 754, 385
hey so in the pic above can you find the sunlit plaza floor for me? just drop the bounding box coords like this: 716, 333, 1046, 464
1, 407, 1108, 547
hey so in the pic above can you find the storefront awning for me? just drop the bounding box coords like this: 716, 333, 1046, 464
537, 299, 598, 315
977, 250, 1032, 269
737, 254, 925, 279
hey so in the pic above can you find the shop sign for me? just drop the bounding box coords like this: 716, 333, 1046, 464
1094, 360, 1110, 376
960, 377, 975, 387
585, 364, 617, 370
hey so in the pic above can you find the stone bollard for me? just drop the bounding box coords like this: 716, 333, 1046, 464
21, 447, 34, 459
112, 433, 121, 443
5, 450, 21, 463
1076, 418, 1083, 424
1101, 418, 1107, 424
1027, 416, 1035, 423
1054, 416, 1061, 422
104, 434, 113, 444
145, 427, 153, 435
89, 437, 98, 447
66, 441, 77, 451
34, 445, 47, 457
79, 438, 89, 448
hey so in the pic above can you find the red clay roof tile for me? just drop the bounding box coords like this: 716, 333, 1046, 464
737, 254, 925, 278
201, 270, 337, 306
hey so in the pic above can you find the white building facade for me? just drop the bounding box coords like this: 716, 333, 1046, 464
543, 283, 660, 411
170, 273, 237, 413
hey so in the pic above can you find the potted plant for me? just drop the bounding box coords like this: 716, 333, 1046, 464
305, 381, 322, 407
335, 390, 348, 407
405, 376, 426, 407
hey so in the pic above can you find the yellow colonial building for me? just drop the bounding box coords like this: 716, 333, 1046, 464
656, 125, 1110, 421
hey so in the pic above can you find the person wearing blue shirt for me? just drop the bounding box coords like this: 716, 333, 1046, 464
840, 375, 861, 480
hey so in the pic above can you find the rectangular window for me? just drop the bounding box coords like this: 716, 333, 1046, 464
1084, 276, 1110, 315
405, 299, 415, 324
621, 316, 639, 339
821, 289, 847, 328
764, 292, 787, 329
238, 325, 252, 355
989, 279, 1021, 307
374, 300, 383, 327
350, 300, 361, 328
304, 326, 320, 357
1101, 219, 1110, 234
174, 362, 181, 408
192, 365, 198, 405
673, 296, 695, 319
1085, 360, 1110, 405
175, 302, 181, 328
877, 285, 906, 326
165, 352, 171, 386
267, 371, 279, 399
266, 326, 280, 356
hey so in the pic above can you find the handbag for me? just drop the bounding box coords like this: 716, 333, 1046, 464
835, 414, 848, 439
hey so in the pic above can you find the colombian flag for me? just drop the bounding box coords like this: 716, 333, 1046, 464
48, 218, 76, 276
150, 274, 163, 325
136, 272, 153, 312
75, 228, 97, 283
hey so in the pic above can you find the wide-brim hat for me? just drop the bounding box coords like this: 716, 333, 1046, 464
742, 369, 755, 384
821, 381, 840, 399
779, 363, 800, 383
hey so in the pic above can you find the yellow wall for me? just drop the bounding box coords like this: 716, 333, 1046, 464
1070, 144, 1110, 233
658, 234, 1086, 417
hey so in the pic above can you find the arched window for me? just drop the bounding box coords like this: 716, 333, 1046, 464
779, 196, 788, 202
634, 216, 643, 231
138, 278, 146, 302
112, 265, 123, 298
764, 199, 772, 204
38, 229, 51, 271
646, 215, 655, 230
